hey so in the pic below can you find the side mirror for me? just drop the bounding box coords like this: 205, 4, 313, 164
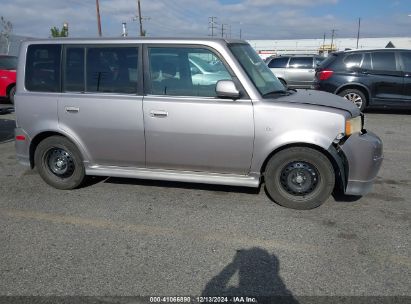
216, 80, 240, 99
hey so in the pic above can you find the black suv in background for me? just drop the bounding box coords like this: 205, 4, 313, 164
314, 49, 411, 111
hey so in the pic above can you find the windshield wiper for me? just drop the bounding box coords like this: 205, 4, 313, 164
262, 90, 290, 97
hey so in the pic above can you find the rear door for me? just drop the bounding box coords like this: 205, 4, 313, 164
398, 51, 411, 104
142, 45, 254, 174
368, 51, 403, 104
286, 57, 315, 88
58, 44, 145, 167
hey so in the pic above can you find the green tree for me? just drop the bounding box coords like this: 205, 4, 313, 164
50, 24, 68, 38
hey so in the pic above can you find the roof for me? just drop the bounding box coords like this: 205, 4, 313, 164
21, 37, 247, 45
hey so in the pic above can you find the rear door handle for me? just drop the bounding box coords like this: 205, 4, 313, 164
65, 106, 80, 113
150, 110, 168, 118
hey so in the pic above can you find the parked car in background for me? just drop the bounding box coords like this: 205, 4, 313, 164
266, 55, 325, 88
0, 55, 17, 104
314, 48, 411, 111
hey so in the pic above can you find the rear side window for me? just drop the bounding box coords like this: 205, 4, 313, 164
343, 53, 363, 68
64, 47, 85, 92
371, 52, 397, 71
400, 51, 411, 72
86, 46, 138, 94
288, 57, 313, 69
25, 44, 61, 92
268, 57, 289, 68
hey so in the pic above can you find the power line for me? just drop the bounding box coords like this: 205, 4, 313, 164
208, 17, 218, 37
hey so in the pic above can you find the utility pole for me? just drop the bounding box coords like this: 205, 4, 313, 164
95, 0, 102, 37
356, 18, 361, 49
239, 28, 242, 39
221, 24, 227, 38
134, 0, 150, 36
330, 29, 337, 52
137, 0, 144, 36
208, 17, 217, 37
229, 24, 232, 38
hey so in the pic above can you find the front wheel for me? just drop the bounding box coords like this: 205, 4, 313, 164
338, 88, 367, 112
34, 136, 86, 190
264, 147, 335, 210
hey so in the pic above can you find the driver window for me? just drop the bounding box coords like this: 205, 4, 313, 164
148, 47, 232, 97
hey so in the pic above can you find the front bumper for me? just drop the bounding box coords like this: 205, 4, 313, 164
340, 131, 383, 196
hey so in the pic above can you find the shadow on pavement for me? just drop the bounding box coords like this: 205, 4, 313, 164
202, 248, 299, 303
0, 119, 15, 143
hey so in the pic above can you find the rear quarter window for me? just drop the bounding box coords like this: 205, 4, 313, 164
25, 44, 61, 92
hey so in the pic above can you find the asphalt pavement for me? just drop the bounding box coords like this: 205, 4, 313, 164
0, 110, 410, 300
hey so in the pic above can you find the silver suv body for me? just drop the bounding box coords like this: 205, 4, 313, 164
266, 55, 324, 89
15, 38, 383, 209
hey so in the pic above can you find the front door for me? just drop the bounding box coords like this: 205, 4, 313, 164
399, 51, 411, 104
58, 45, 145, 167
143, 46, 254, 174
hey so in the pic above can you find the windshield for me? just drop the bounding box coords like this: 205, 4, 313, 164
229, 44, 284, 96
0, 56, 17, 70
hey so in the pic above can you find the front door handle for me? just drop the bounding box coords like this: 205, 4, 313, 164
65, 106, 80, 113
150, 110, 168, 118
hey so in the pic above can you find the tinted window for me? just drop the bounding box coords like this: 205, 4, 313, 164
0, 56, 17, 69
371, 52, 397, 71
343, 53, 363, 68
315, 57, 325, 66
64, 47, 85, 92
86, 46, 138, 94
148, 47, 232, 97
268, 57, 289, 68
400, 51, 411, 72
288, 57, 313, 69
25, 44, 61, 92
317, 53, 338, 69
362, 53, 372, 70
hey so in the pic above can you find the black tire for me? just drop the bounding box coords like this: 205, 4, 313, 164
8, 85, 16, 105
338, 88, 367, 112
34, 136, 86, 190
264, 147, 335, 210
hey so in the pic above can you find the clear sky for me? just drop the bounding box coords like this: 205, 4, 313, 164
1, 0, 410, 39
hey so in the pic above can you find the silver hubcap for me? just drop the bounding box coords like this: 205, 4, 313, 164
344, 92, 363, 108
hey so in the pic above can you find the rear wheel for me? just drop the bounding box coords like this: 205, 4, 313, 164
264, 147, 335, 210
34, 136, 86, 190
8, 85, 16, 105
338, 88, 367, 112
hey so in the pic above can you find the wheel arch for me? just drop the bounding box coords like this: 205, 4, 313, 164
29, 131, 89, 168
260, 142, 345, 191
335, 83, 370, 104
6, 82, 16, 96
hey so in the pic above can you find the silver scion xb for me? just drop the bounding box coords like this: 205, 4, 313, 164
15, 38, 383, 209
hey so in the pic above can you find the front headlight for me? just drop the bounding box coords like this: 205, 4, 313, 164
345, 116, 362, 136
